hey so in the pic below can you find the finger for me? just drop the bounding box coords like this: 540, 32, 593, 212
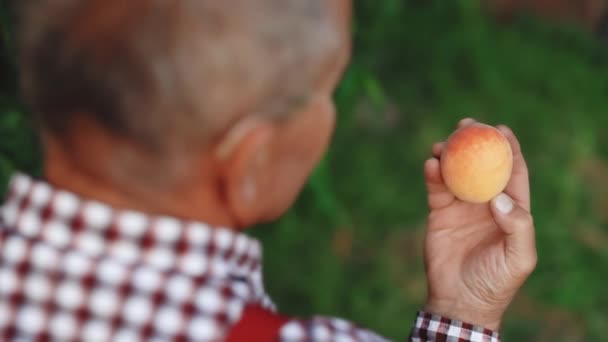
424, 158, 455, 210
432, 142, 445, 159
491, 193, 537, 277
457, 118, 476, 129
497, 125, 530, 211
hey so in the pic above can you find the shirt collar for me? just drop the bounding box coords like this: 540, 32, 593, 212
1, 173, 262, 280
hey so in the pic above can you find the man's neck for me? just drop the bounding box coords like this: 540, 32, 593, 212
44, 147, 240, 229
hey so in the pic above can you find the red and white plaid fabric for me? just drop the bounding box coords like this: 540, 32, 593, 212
0, 173, 501, 341
410, 312, 500, 342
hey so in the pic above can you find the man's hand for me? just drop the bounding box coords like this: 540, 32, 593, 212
423, 118, 537, 331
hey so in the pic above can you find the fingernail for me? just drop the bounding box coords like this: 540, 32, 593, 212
497, 125, 511, 135
494, 193, 513, 214
459, 118, 475, 126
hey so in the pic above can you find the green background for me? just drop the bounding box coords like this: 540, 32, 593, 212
1, 1, 607, 340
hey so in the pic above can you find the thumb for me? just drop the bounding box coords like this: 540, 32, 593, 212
491, 193, 538, 276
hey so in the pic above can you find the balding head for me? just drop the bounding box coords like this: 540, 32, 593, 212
17, 0, 351, 227
19, 0, 345, 152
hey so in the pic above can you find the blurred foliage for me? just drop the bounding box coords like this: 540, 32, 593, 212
1, 0, 607, 341
0, 0, 41, 187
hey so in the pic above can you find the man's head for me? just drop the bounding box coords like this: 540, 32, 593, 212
18, 0, 351, 228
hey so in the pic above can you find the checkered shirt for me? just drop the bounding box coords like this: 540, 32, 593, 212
409, 312, 500, 342
0, 173, 500, 341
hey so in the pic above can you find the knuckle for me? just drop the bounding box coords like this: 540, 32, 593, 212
511, 251, 537, 278
522, 252, 538, 274
514, 212, 534, 230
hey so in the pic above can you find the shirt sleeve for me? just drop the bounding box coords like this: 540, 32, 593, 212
276, 311, 501, 342
410, 311, 501, 342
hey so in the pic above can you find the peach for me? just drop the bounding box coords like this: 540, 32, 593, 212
440, 123, 513, 203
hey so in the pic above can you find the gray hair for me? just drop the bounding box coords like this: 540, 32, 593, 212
18, 0, 342, 155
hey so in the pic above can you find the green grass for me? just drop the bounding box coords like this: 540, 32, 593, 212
2, 1, 608, 340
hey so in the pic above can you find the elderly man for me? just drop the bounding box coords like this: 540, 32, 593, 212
0, 0, 536, 340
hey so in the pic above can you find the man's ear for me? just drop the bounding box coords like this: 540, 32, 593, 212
216, 119, 276, 228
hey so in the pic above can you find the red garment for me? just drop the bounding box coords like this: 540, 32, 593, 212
226, 305, 289, 342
